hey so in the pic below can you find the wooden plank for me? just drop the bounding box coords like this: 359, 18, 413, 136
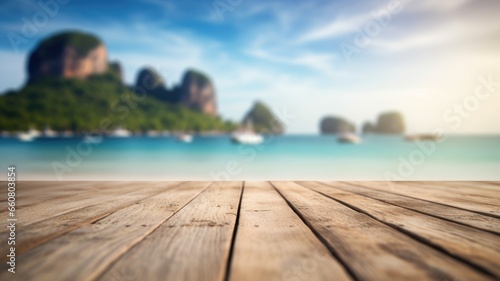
302, 181, 500, 278
1, 181, 129, 207
272, 181, 492, 281
98, 181, 243, 281
445, 181, 500, 191
406, 182, 500, 202
0, 181, 119, 213
318, 181, 500, 235
354, 181, 500, 218
228, 181, 352, 281
1, 181, 209, 281
0, 182, 184, 258
0, 181, 160, 228
0, 181, 83, 202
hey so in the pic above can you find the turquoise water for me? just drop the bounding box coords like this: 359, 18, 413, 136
1, 135, 500, 180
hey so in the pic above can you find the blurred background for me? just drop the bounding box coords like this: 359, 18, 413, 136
0, 0, 499, 180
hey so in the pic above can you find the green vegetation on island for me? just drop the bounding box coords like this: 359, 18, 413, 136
0, 66, 236, 132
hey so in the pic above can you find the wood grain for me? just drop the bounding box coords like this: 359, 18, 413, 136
1, 181, 498, 281
0, 181, 129, 208
354, 181, 500, 218
0, 182, 153, 226
229, 181, 352, 281
0, 182, 209, 281
0, 182, 181, 258
98, 181, 243, 281
321, 181, 500, 234
302, 181, 500, 278
406, 181, 500, 203
272, 181, 492, 281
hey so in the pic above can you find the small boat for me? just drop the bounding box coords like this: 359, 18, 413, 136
110, 127, 131, 138
404, 134, 441, 142
337, 133, 361, 144
17, 128, 41, 142
231, 120, 264, 145
176, 133, 193, 143
18, 133, 35, 142
231, 133, 264, 145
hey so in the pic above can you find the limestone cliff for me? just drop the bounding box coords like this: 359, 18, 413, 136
242, 101, 284, 134
179, 69, 217, 116
28, 31, 107, 82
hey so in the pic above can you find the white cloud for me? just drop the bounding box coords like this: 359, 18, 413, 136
371, 14, 500, 52
296, 13, 372, 44
244, 47, 337, 75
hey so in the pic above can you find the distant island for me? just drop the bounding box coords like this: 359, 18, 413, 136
0, 30, 283, 135
320, 111, 405, 135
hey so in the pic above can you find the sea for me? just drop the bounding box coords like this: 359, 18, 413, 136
1, 135, 499, 181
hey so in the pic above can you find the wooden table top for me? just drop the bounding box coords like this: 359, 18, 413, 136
1, 181, 499, 281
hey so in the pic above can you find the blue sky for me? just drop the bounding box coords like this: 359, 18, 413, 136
1, 0, 500, 133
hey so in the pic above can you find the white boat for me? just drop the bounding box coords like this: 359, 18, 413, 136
110, 127, 131, 138
176, 133, 193, 143
337, 133, 361, 144
18, 133, 35, 142
231, 132, 264, 145
231, 120, 264, 145
17, 128, 41, 142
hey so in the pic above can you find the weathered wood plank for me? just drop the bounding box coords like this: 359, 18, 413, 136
406, 182, 500, 202
272, 181, 492, 281
0, 182, 183, 258
354, 181, 500, 218
0, 181, 209, 281
0, 181, 129, 207
302, 181, 500, 278
228, 181, 352, 281
0, 181, 86, 203
98, 181, 243, 281
319, 182, 500, 235
440, 181, 500, 191
0, 181, 163, 228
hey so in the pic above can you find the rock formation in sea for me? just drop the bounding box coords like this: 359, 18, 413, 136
374, 111, 405, 134
320, 116, 355, 134
28, 31, 108, 82
242, 101, 284, 134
